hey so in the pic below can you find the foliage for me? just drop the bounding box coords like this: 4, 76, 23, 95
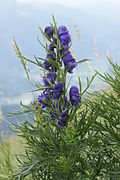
86, 57, 120, 179
0, 136, 25, 179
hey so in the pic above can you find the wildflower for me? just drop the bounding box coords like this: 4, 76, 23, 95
58, 26, 68, 36
38, 92, 51, 108
43, 52, 56, 70
60, 34, 71, 47
39, 24, 80, 127
44, 26, 53, 37
63, 50, 77, 73
58, 109, 69, 126
43, 72, 56, 86
69, 86, 81, 106
47, 52, 56, 61
53, 82, 63, 99
49, 43, 54, 51
43, 61, 51, 69
58, 25, 71, 47
60, 46, 69, 56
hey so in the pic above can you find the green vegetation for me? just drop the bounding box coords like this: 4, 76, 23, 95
0, 16, 119, 179
0, 136, 25, 179
0, 58, 120, 179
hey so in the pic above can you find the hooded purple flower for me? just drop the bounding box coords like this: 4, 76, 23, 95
43, 61, 51, 69
47, 52, 56, 61
69, 86, 81, 106
53, 82, 63, 99
60, 45, 69, 56
43, 61, 57, 72
44, 26, 53, 37
58, 26, 71, 47
38, 92, 50, 108
58, 26, 68, 36
58, 109, 69, 126
43, 72, 56, 86
49, 43, 54, 51
43, 51, 56, 70
60, 34, 71, 47
63, 50, 77, 73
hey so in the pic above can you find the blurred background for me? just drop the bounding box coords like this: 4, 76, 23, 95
0, 0, 120, 135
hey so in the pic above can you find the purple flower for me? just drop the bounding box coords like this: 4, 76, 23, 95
58, 26, 68, 36
69, 86, 81, 106
58, 26, 71, 47
59, 33, 71, 47
47, 52, 56, 61
60, 46, 69, 56
49, 43, 54, 51
53, 82, 63, 99
67, 61, 77, 74
43, 61, 51, 69
58, 109, 69, 126
43, 51, 56, 70
38, 92, 51, 108
44, 26, 53, 37
63, 51, 77, 73
63, 51, 74, 64
43, 72, 56, 86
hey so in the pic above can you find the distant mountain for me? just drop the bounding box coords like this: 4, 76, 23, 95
0, 104, 33, 137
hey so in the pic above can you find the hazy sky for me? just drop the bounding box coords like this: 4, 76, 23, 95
0, 0, 120, 106
16, 0, 120, 6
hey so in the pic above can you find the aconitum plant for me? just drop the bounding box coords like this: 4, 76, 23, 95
37, 23, 80, 127
11, 17, 120, 180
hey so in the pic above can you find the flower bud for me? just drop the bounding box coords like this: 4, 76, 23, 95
44, 26, 53, 37
69, 86, 81, 106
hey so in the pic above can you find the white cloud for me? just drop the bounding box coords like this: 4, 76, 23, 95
16, 0, 120, 8
0, 93, 34, 106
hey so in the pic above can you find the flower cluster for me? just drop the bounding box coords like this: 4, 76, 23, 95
38, 24, 81, 126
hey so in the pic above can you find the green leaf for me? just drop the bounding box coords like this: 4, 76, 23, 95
77, 59, 90, 64
78, 76, 82, 95
81, 72, 97, 96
